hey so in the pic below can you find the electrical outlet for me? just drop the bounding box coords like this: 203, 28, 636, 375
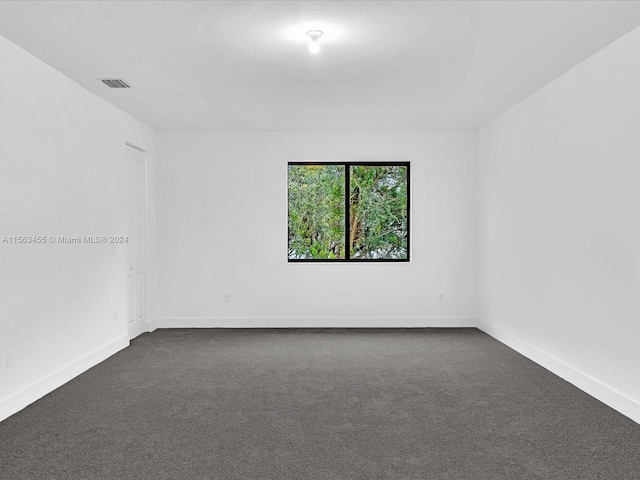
438, 293, 444, 302
6, 350, 14, 367
224, 294, 230, 302
113, 310, 118, 322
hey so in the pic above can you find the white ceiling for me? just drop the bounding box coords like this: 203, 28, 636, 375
2, 1, 640, 131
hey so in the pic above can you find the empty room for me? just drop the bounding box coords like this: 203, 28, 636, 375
1, 1, 639, 478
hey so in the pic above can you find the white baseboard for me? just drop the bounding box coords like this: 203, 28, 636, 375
476, 318, 640, 425
0, 335, 129, 423
153, 316, 478, 329
148, 318, 160, 332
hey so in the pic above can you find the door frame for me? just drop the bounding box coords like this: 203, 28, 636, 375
126, 142, 149, 340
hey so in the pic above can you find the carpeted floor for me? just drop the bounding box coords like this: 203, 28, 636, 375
1, 328, 639, 479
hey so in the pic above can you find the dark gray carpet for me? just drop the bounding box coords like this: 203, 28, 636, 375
1, 328, 639, 479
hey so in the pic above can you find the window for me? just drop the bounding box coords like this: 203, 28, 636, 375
288, 162, 410, 262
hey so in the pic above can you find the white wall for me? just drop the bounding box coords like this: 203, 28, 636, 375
154, 130, 476, 328
477, 26, 640, 423
0, 35, 156, 421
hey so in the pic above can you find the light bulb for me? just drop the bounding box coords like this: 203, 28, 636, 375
309, 41, 320, 54
306, 30, 323, 55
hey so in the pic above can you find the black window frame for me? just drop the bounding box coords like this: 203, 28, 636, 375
287, 161, 410, 263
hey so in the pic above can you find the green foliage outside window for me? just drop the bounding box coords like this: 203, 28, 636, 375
288, 163, 409, 261
288, 164, 345, 259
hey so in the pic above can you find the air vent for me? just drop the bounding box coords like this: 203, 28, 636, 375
99, 78, 132, 89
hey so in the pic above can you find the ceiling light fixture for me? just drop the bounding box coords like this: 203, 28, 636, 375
307, 30, 323, 54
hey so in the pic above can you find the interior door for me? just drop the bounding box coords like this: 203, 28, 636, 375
127, 144, 148, 339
